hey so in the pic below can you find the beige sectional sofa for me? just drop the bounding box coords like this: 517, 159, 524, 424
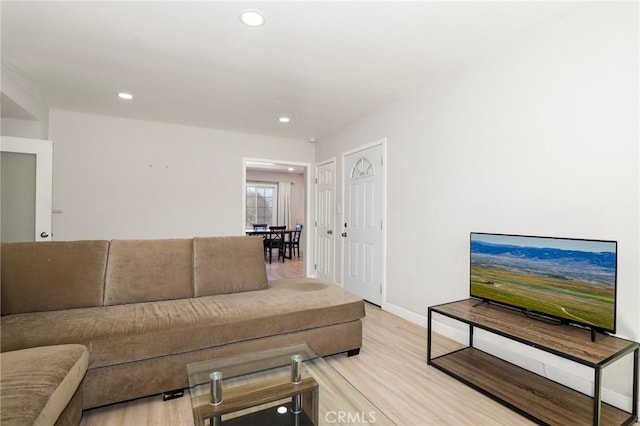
1, 236, 364, 423
1, 344, 89, 426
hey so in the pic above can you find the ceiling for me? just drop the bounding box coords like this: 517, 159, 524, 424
1, 1, 583, 140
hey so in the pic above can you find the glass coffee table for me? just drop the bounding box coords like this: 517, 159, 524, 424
186, 343, 392, 426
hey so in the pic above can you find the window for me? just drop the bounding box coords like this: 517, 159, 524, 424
245, 183, 277, 228
350, 157, 374, 179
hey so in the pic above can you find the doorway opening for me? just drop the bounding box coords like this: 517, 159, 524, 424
242, 158, 312, 279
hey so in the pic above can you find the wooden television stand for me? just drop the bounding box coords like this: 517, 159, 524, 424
427, 298, 639, 426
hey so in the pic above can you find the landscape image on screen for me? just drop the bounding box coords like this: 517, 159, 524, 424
470, 233, 617, 332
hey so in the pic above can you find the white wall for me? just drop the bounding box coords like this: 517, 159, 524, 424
48, 110, 315, 240
316, 2, 638, 407
1, 118, 43, 139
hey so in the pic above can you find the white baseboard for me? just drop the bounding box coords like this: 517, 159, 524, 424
381, 302, 469, 345
381, 301, 427, 328
430, 318, 469, 346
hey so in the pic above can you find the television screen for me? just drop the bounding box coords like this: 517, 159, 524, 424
470, 233, 617, 333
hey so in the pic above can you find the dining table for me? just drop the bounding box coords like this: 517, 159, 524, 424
245, 228, 294, 260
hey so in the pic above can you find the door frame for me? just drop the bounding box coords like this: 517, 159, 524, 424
242, 157, 313, 276
0, 136, 53, 241
314, 157, 336, 283
341, 138, 387, 304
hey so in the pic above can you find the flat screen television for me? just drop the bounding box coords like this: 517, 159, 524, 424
470, 232, 617, 335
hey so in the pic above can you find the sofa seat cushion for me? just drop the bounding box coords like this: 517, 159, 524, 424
0, 344, 89, 426
0, 279, 364, 369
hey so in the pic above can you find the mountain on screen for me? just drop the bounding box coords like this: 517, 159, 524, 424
471, 241, 615, 286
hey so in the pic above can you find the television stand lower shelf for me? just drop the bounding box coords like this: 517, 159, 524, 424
427, 299, 639, 426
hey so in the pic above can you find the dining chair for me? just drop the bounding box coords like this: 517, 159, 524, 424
249, 224, 268, 237
290, 224, 303, 258
264, 226, 286, 263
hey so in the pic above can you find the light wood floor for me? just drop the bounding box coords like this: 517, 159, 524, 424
80, 258, 539, 425
264, 252, 304, 280
325, 304, 535, 426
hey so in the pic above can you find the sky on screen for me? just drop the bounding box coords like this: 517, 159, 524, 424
471, 233, 616, 254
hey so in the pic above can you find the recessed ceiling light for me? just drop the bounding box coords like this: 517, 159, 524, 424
240, 10, 265, 27
118, 92, 133, 100
287, 167, 295, 172
279, 117, 290, 123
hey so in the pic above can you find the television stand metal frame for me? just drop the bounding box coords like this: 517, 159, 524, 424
427, 298, 639, 426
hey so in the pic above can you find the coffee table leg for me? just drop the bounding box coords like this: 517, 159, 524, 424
209, 372, 223, 426
290, 355, 303, 415
292, 394, 302, 414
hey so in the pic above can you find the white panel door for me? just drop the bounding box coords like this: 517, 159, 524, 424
315, 161, 335, 281
343, 143, 384, 304
0, 136, 53, 242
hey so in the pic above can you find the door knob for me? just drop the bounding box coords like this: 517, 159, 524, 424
341, 232, 348, 237
327, 230, 333, 235
40, 232, 49, 238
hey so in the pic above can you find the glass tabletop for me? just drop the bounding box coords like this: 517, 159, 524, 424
186, 343, 393, 426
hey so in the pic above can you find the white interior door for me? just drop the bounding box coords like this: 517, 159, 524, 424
315, 160, 335, 281
1, 136, 53, 242
343, 143, 384, 305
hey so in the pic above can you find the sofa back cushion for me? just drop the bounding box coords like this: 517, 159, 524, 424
193, 236, 268, 296
1, 240, 109, 315
104, 239, 193, 305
